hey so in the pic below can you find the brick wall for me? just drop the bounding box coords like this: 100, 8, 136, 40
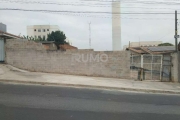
5, 39, 131, 79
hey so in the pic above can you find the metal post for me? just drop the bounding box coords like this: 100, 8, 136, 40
140, 55, 144, 80
151, 55, 153, 80
131, 55, 134, 78
141, 55, 143, 68
160, 55, 163, 81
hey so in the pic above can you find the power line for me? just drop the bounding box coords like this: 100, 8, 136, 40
156, 30, 175, 42
3, 0, 180, 6
1, 0, 180, 12
50, 12, 175, 20
2, 0, 180, 8
0, 8, 177, 20
83, 0, 180, 5
0, 8, 179, 14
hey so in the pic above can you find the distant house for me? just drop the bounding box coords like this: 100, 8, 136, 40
126, 46, 176, 82
59, 44, 78, 51
0, 30, 21, 40
126, 46, 175, 55
123, 41, 162, 50
38, 41, 57, 51
36, 41, 78, 51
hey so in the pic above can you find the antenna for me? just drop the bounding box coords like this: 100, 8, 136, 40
88, 22, 91, 49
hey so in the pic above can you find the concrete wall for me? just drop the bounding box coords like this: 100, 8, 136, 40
171, 52, 180, 82
5, 39, 131, 79
171, 53, 177, 82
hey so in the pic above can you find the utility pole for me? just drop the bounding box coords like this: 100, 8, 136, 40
175, 10, 178, 51
175, 10, 180, 82
89, 22, 91, 49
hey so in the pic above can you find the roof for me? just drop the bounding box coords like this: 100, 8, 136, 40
0, 30, 22, 39
59, 44, 78, 51
127, 46, 175, 54
148, 46, 175, 52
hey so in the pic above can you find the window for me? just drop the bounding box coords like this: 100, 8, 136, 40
38, 29, 41, 32
34, 29, 36, 32
38, 35, 41, 38
43, 29, 46, 32
47, 29, 49, 31
34, 35, 37, 38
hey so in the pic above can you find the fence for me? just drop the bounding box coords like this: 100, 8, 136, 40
130, 54, 163, 80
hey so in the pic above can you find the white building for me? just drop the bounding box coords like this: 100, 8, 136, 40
112, 1, 121, 51
27, 25, 59, 40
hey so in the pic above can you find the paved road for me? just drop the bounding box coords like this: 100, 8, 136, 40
0, 83, 180, 120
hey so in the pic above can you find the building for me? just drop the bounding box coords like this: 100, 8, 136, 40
123, 41, 162, 50
39, 41, 57, 51
112, 1, 121, 51
0, 23, 7, 32
59, 44, 78, 51
0, 30, 21, 62
0, 23, 6, 32
27, 25, 59, 40
1, 22, 20, 62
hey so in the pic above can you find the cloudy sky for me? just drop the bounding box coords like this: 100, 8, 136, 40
0, 0, 180, 51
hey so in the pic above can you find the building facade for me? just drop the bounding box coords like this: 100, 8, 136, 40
27, 25, 59, 40
0, 23, 7, 32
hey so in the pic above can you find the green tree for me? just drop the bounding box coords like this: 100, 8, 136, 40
47, 31, 67, 49
23, 35, 45, 41
158, 43, 174, 46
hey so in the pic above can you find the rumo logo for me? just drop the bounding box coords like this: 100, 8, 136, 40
72, 54, 108, 63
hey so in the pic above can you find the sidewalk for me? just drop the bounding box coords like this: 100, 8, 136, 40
0, 64, 180, 94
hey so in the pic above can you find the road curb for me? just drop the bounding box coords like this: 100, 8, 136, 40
0, 79, 180, 95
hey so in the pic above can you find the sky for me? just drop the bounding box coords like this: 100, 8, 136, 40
0, 0, 180, 51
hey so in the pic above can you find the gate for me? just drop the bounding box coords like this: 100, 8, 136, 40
161, 54, 171, 82
130, 54, 163, 80
0, 39, 5, 62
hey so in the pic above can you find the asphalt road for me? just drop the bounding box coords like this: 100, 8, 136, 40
0, 83, 180, 120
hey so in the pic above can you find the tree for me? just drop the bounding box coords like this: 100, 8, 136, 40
47, 31, 68, 49
23, 35, 45, 41
158, 43, 174, 46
